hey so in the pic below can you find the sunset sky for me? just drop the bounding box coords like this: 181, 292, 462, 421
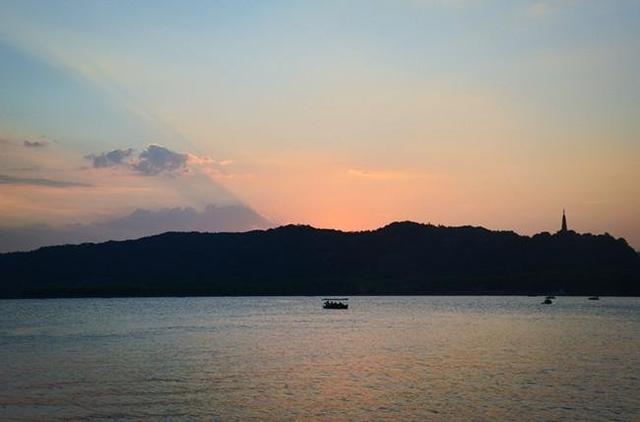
1, 0, 639, 250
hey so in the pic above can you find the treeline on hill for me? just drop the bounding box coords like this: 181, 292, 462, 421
0, 222, 639, 298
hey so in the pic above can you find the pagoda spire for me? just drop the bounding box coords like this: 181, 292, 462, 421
561, 209, 568, 232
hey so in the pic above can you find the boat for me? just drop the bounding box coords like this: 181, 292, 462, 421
322, 298, 349, 309
588, 296, 600, 300
542, 298, 553, 305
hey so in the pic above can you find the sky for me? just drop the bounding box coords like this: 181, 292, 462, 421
0, 0, 639, 251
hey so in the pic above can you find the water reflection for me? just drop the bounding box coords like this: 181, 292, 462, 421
0, 297, 639, 420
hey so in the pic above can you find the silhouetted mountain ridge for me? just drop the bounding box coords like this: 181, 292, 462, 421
1, 222, 638, 298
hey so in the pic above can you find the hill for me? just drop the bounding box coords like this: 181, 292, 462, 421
1, 222, 639, 298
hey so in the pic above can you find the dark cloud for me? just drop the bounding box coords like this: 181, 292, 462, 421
0, 204, 271, 253
23, 140, 48, 148
85, 148, 134, 168
85, 145, 188, 175
0, 174, 90, 188
132, 145, 188, 175
104, 204, 270, 233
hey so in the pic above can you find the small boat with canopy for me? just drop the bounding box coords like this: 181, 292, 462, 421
322, 298, 349, 309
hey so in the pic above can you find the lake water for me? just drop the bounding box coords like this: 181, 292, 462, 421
1, 297, 639, 421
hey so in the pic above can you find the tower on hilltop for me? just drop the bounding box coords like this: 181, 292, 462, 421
560, 209, 568, 233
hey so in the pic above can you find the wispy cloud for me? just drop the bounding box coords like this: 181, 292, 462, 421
0, 174, 90, 188
525, 1, 556, 18
23, 140, 48, 148
0, 138, 50, 148
347, 168, 430, 181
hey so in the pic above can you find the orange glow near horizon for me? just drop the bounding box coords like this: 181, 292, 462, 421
0, 1, 639, 249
